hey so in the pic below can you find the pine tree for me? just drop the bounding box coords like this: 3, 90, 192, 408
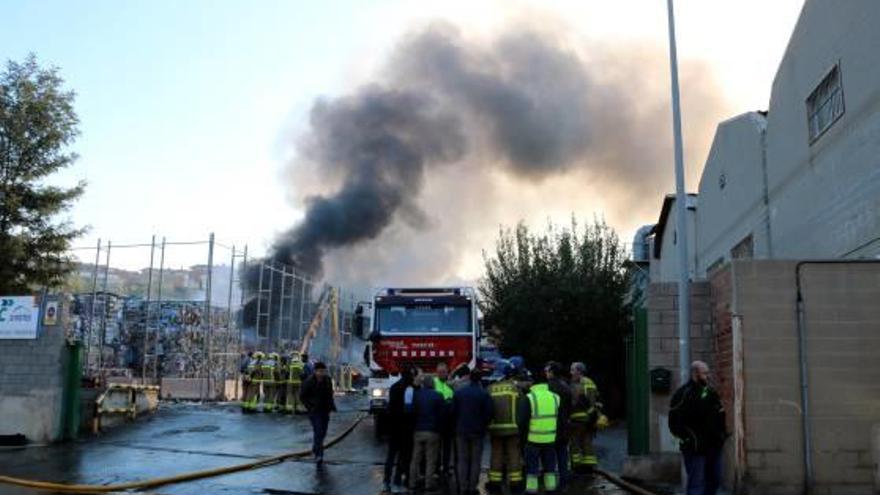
0, 55, 85, 294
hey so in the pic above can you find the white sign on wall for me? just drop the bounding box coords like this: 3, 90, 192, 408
0, 296, 40, 339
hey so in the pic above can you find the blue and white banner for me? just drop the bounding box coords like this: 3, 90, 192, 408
0, 296, 40, 339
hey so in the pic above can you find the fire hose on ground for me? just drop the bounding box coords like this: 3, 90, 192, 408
594, 467, 664, 495
0, 414, 366, 494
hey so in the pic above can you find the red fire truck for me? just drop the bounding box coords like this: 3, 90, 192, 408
357, 287, 479, 435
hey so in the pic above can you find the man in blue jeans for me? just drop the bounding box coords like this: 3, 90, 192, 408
299, 361, 336, 466
668, 361, 728, 495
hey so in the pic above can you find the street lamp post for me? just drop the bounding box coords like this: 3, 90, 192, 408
665, 0, 692, 388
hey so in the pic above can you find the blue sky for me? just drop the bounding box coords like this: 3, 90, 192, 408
2, 1, 394, 264
1, 1, 805, 275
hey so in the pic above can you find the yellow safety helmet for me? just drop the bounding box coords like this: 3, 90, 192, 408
253, 351, 265, 359
291, 351, 302, 362
269, 352, 279, 360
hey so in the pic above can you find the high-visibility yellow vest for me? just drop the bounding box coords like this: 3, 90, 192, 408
488, 380, 519, 435
570, 377, 599, 422
434, 377, 453, 402
527, 384, 559, 444
288, 361, 304, 384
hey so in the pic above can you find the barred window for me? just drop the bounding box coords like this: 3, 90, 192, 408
806, 64, 844, 142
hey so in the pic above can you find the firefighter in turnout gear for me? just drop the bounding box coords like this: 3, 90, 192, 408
241, 352, 262, 412
276, 355, 290, 413
261, 353, 279, 412
519, 373, 561, 494
569, 362, 601, 473
286, 352, 305, 413
486, 360, 525, 493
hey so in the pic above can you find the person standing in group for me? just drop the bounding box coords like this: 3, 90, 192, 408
241, 351, 260, 413
669, 361, 728, 495
383, 365, 417, 492
276, 355, 289, 413
519, 372, 560, 494
452, 368, 494, 495
433, 362, 455, 480
545, 362, 573, 489
261, 353, 278, 412
299, 361, 336, 467
569, 362, 601, 474
410, 374, 448, 493
486, 360, 525, 494
286, 352, 306, 414
301, 353, 313, 380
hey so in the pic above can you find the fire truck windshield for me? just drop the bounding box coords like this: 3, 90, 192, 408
376, 304, 471, 334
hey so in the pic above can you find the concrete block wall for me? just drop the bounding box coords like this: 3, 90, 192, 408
730, 260, 805, 494
798, 262, 880, 493
645, 281, 714, 452
0, 295, 69, 443
726, 260, 880, 495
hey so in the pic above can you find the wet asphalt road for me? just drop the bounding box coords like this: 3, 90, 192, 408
0, 396, 628, 495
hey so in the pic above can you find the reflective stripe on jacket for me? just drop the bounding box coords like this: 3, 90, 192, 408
434, 376, 454, 402
527, 383, 559, 444
260, 360, 276, 382
488, 379, 519, 435
571, 376, 599, 423
288, 362, 304, 384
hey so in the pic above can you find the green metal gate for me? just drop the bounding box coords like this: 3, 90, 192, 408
626, 307, 649, 455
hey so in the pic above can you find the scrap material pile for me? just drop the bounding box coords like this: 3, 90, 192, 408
71, 294, 239, 379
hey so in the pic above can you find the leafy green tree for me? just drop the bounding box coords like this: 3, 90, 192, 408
480, 218, 630, 415
0, 54, 85, 294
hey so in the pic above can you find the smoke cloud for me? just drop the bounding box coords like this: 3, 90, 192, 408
264, 21, 727, 287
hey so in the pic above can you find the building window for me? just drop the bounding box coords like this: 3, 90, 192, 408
806, 64, 844, 142
731, 234, 754, 260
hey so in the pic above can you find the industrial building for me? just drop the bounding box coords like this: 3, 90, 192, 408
631, 1, 880, 494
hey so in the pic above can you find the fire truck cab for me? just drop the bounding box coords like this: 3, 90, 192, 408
356, 287, 479, 435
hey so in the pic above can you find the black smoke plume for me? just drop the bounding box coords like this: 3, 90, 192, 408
245, 22, 725, 320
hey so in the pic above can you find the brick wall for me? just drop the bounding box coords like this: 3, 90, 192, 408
0, 294, 69, 443
645, 281, 714, 452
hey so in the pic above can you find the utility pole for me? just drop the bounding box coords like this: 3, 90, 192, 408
142, 235, 156, 383
204, 233, 215, 400
666, 0, 691, 388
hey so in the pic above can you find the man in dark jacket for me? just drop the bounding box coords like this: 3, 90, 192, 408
410, 374, 448, 492
453, 368, 494, 495
668, 361, 728, 495
384, 366, 417, 492
545, 362, 573, 489
299, 361, 336, 466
